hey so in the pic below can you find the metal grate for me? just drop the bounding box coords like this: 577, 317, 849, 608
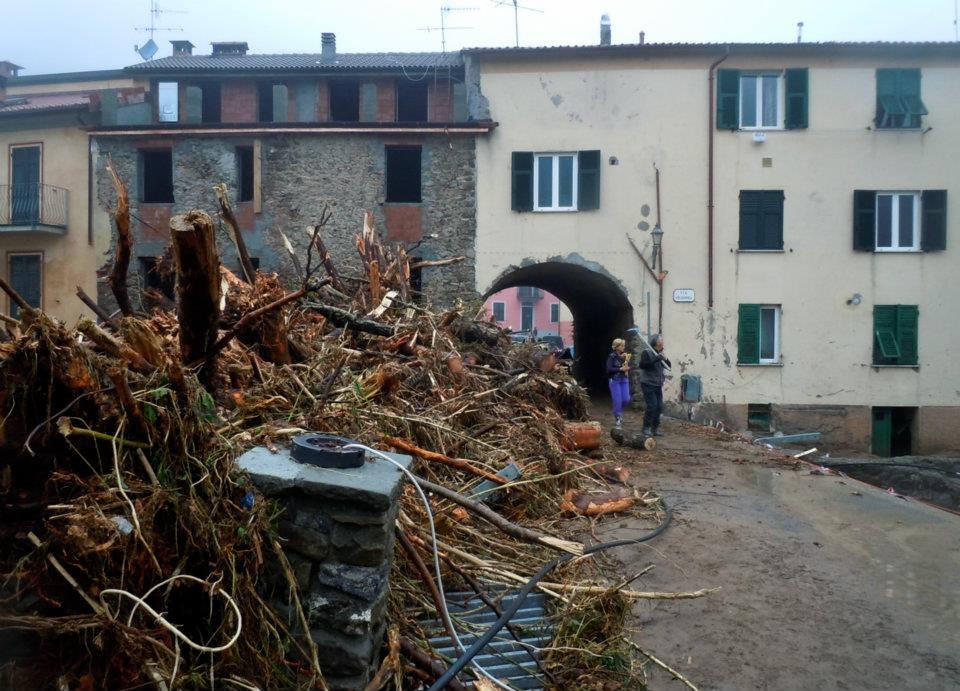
416, 588, 553, 690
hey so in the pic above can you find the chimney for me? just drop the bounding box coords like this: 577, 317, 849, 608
0, 62, 23, 102
211, 42, 249, 57
600, 14, 611, 46
321, 33, 336, 60
171, 40, 195, 57
639, 31, 645, 45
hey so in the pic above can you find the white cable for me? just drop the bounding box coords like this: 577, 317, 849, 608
344, 443, 515, 691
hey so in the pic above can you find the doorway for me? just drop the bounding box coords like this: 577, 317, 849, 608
11, 145, 41, 223
872, 407, 915, 457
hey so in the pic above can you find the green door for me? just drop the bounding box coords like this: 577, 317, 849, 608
11, 146, 41, 223
872, 408, 892, 457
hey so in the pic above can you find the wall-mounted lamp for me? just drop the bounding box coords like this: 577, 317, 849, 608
846, 293, 862, 306
651, 224, 664, 265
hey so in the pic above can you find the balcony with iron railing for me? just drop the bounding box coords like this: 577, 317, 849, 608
516, 286, 543, 300
0, 184, 69, 234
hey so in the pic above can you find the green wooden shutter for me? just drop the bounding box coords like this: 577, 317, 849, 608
899, 69, 927, 122
577, 150, 601, 211
853, 190, 877, 251
739, 191, 761, 249
872, 408, 892, 457
784, 68, 808, 129
896, 305, 919, 366
737, 304, 761, 364
716, 69, 741, 130
761, 190, 784, 249
511, 152, 533, 212
875, 69, 903, 127
920, 189, 947, 251
873, 305, 899, 364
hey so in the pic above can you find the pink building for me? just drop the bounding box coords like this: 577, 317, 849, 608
484, 287, 574, 346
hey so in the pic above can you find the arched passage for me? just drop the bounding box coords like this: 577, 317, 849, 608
485, 261, 634, 391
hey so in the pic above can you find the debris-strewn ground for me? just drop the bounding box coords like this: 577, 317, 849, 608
592, 405, 960, 691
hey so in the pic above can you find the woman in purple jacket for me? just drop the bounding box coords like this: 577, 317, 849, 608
606, 338, 630, 427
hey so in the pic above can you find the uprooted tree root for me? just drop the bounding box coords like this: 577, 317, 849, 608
0, 197, 690, 690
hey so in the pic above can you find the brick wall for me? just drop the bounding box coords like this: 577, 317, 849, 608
221, 80, 258, 122
375, 79, 396, 123
316, 80, 330, 122
428, 77, 453, 122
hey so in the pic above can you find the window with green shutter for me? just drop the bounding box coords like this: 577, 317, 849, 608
8, 253, 42, 318
873, 305, 919, 366
854, 190, 946, 252
513, 151, 600, 212
875, 69, 927, 129
784, 68, 808, 129
739, 190, 784, 250
716, 69, 740, 129
577, 150, 601, 211
717, 68, 808, 130
511, 152, 533, 212
739, 304, 780, 364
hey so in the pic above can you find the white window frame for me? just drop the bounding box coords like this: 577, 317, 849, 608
491, 301, 506, 322
739, 72, 785, 130
533, 152, 578, 212
550, 302, 560, 323
875, 191, 921, 252
759, 305, 781, 364
157, 81, 179, 122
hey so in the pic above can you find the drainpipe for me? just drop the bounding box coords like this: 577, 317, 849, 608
654, 164, 663, 333
707, 48, 729, 309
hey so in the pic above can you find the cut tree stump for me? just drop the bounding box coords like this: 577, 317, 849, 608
609, 426, 656, 451
170, 211, 221, 389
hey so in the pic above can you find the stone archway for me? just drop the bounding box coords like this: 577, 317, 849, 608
485, 259, 634, 391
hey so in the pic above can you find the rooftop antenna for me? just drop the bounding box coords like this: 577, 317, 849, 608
492, 0, 544, 48
418, 5, 478, 52
796, 21, 804, 43
134, 0, 186, 60
954, 0, 958, 41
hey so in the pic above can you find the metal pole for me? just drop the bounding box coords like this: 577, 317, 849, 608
646, 291, 651, 340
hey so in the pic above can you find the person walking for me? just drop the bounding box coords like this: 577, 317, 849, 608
606, 338, 631, 428
638, 334, 671, 437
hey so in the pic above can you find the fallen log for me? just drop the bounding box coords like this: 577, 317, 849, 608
215, 183, 257, 286
308, 302, 395, 337
105, 160, 134, 317
383, 436, 507, 486
410, 474, 584, 556
77, 317, 154, 374
561, 487, 635, 516
562, 421, 602, 451
610, 426, 656, 451
170, 211, 221, 389
75, 286, 118, 328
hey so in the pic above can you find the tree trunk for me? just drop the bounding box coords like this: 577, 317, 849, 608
170, 211, 221, 389
106, 160, 134, 316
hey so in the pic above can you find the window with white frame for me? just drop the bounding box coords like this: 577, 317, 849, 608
491, 301, 505, 322
758, 305, 780, 363
876, 192, 920, 251
533, 153, 578, 211
550, 303, 560, 322
739, 72, 783, 129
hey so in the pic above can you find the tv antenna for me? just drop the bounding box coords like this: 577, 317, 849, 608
492, 0, 543, 48
796, 21, 804, 43
134, 0, 186, 60
419, 5, 478, 52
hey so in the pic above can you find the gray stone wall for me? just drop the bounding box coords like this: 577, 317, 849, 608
92, 133, 478, 311
237, 445, 412, 691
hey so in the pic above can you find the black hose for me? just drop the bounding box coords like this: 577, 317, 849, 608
427, 504, 673, 691
823, 462, 958, 475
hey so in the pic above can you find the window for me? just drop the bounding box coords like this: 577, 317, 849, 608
550, 303, 560, 323
740, 73, 782, 129
521, 304, 534, 332
717, 68, 808, 130
257, 83, 288, 123
140, 149, 173, 203
517, 286, 542, 300
157, 81, 178, 122
199, 81, 221, 123
8, 253, 41, 317
511, 150, 600, 212
747, 403, 772, 432
534, 153, 577, 211
876, 69, 927, 129
10, 145, 41, 224
236, 146, 254, 202
491, 301, 505, 322
385, 146, 421, 203
873, 305, 918, 366
330, 81, 360, 121
853, 190, 946, 252
139, 256, 175, 300
397, 80, 428, 121
738, 304, 780, 365
739, 190, 784, 250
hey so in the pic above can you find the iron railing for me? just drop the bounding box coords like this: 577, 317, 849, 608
517, 286, 543, 300
0, 183, 69, 229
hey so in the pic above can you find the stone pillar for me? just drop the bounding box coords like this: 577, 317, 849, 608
237, 445, 412, 691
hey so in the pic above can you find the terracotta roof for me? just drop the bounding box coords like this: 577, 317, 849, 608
125, 52, 463, 73
0, 92, 91, 115
464, 41, 960, 57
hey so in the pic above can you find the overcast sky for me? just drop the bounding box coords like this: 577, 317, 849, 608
5, 0, 958, 75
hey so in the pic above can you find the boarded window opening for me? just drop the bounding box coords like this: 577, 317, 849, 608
140, 149, 174, 203
237, 146, 254, 202
385, 146, 422, 203
8, 253, 42, 318
330, 81, 360, 122
397, 80, 428, 121
748, 403, 772, 432
139, 256, 175, 300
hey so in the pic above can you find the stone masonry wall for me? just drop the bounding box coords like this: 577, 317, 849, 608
92, 133, 478, 311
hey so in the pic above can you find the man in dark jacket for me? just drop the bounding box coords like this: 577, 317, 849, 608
638, 334, 671, 437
